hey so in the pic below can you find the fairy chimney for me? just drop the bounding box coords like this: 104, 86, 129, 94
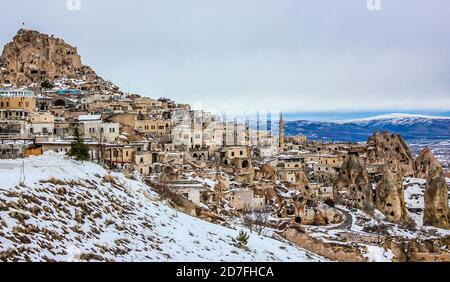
415, 147, 442, 179
423, 163, 450, 229
366, 131, 415, 177
375, 165, 407, 222
334, 153, 374, 214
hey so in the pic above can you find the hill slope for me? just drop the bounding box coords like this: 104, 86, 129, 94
0, 153, 324, 262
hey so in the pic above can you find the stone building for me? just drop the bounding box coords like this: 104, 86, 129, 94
0, 88, 36, 120
28, 112, 54, 136
224, 188, 265, 211
78, 114, 120, 142
221, 145, 252, 169
286, 135, 307, 145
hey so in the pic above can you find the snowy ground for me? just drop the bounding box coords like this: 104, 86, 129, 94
299, 177, 450, 262
403, 178, 450, 237
0, 152, 325, 262
410, 140, 450, 171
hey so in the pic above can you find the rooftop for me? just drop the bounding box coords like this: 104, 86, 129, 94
0, 89, 35, 97
78, 114, 101, 121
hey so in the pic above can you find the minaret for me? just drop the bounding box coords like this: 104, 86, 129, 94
233, 117, 238, 146
245, 117, 250, 146
256, 112, 260, 145
222, 112, 227, 147
279, 112, 284, 151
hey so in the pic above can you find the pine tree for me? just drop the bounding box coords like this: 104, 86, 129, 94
40, 80, 54, 89
68, 127, 90, 161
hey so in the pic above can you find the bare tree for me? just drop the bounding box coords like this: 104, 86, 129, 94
87, 123, 108, 164
242, 205, 270, 236
242, 204, 254, 233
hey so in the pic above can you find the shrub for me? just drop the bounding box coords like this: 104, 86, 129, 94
68, 127, 90, 161
40, 80, 54, 89
234, 230, 250, 248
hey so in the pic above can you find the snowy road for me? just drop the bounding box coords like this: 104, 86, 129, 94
329, 207, 353, 230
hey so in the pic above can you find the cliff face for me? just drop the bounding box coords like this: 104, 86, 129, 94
0, 29, 118, 92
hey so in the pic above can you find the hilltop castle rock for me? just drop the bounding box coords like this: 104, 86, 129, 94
375, 165, 407, 222
0, 29, 118, 92
334, 154, 374, 214
366, 132, 415, 177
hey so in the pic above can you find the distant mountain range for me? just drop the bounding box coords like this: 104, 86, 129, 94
285, 113, 450, 142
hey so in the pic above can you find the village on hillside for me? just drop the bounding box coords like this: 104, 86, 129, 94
1, 29, 449, 262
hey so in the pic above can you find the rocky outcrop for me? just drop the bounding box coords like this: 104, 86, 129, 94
284, 227, 368, 262
423, 168, 450, 229
258, 164, 276, 181
415, 147, 442, 179
366, 131, 415, 177
213, 181, 227, 193
295, 170, 310, 186
334, 154, 374, 214
0, 29, 118, 92
375, 165, 407, 222
385, 237, 450, 262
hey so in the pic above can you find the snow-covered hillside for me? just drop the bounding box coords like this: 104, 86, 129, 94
338, 113, 450, 124
285, 113, 450, 141
0, 153, 324, 262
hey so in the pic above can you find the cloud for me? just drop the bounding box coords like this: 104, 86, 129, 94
1, 0, 449, 113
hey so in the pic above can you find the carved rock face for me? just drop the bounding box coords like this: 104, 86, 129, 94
424, 168, 450, 229
366, 131, 415, 177
415, 147, 442, 179
334, 154, 374, 214
375, 165, 407, 222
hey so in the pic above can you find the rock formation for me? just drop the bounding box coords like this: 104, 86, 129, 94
423, 163, 450, 229
375, 165, 407, 222
295, 170, 310, 186
213, 181, 227, 193
0, 29, 118, 92
366, 131, 415, 177
291, 183, 317, 204
415, 147, 442, 179
313, 210, 328, 225
258, 164, 276, 181
334, 153, 374, 213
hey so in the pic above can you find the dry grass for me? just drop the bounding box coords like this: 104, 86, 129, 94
102, 174, 117, 184
41, 177, 66, 186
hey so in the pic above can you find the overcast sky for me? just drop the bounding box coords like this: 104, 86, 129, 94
1, 0, 449, 117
